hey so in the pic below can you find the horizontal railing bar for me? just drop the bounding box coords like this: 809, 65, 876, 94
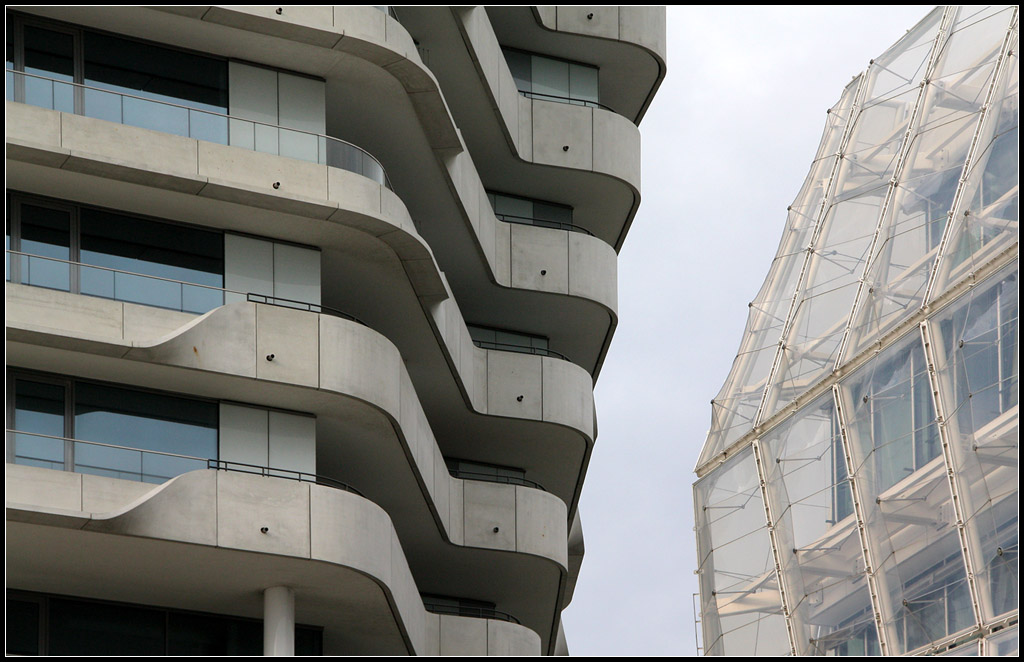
7, 429, 363, 496
8, 69, 392, 189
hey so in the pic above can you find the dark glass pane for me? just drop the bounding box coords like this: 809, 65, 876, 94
533, 202, 572, 225
73, 382, 217, 482
83, 31, 228, 114
23, 26, 74, 112
24, 26, 73, 79
167, 612, 261, 655
6, 597, 40, 655
296, 626, 323, 656
502, 48, 531, 94
79, 208, 223, 313
48, 599, 165, 655
19, 203, 70, 291
13, 379, 66, 469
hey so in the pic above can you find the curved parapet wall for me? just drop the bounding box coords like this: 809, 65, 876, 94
498, 6, 667, 125
6, 103, 597, 509
10, 5, 620, 372
7, 293, 571, 649
6, 293, 570, 569
5, 465, 542, 656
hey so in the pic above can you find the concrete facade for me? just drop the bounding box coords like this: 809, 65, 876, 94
5, 6, 666, 656
694, 6, 1018, 656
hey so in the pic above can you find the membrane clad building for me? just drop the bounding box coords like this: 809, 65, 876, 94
4, 6, 666, 655
694, 6, 1018, 656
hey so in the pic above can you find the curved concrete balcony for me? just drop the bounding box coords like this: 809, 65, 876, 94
490, 6, 667, 125
403, 6, 644, 252
6, 101, 599, 519
6, 293, 577, 651
5, 464, 541, 655
11, 5, 620, 379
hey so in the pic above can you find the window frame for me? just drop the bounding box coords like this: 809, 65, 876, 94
7, 369, 221, 481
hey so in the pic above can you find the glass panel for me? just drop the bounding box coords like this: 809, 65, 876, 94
761, 394, 875, 655
83, 31, 228, 114
79, 207, 223, 313
48, 599, 165, 655
930, 264, 1018, 624
5, 598, 40, 655
19, 203, 70, 291
931, 35, 1018, 296
73, 382, 217, 483
985, 625, 1018, 656
698, 78, 861, 469
23, 25, 74, 112
531, 55, 569, 100
840, 332, 972, 653
695, 449, 790, 656
12, 379, 66, 470
502, 48, 531, 94
167, 612, 261, 655
568, 63, 598, 105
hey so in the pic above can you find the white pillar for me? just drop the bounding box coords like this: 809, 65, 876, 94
263, 586, 295, 656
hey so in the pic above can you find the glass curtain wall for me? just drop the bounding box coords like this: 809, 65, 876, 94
696, 6, 1018, 656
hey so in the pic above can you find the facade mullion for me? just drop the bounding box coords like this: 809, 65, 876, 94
831, 383, 892, 656
923, 6, 1021, 304
750, 71, 870, 433
750, 438, 799, 656
832, 6, 957, 371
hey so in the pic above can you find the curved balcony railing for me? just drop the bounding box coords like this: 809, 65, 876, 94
421, 600, 521, 625
518, 89, 615, 113
6, 69, 392, 189
6, 250, 365, 325
470, 339, 570, 362
6, 430, 363, 496
447, 469, 546, 492
493, 211, 594, 236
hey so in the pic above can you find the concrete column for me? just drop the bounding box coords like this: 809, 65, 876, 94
264, 586, 295, 656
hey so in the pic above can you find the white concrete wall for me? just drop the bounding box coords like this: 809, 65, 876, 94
229, 61, 326, 163
219, 403, 316, 475
224, 233, 321, 306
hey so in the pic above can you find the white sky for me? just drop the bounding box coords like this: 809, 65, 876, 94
561, 6, 935, 656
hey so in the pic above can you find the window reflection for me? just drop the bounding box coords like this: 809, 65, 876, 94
501, 47, 600, 108
10, 375, 218, 484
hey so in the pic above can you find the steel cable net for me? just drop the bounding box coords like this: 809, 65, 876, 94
696, 6, 1019, 656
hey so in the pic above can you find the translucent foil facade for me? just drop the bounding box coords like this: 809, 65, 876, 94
695, 6, 1018, 656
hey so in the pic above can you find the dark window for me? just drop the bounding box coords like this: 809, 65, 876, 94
8, 194, 225, 314
8, 373, 217, 484
487, 191, 577, 232
467, 323, 551, 356
500, 47, 599, 108
7, 591, 323, 656
8, 13, 229, 143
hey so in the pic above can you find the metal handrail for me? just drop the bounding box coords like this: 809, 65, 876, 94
471, 339, 570, 362
493, 211, 594, 236
6, 69, 392, 189
6, 429, 362, 496
6, 250, 364, 324
420, 601, 521, 625
447, 469, 546, 492
518, 89, 614, 113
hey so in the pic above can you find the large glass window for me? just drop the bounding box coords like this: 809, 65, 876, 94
501, 47, 600, 108
7, 194, 225, 314
7, 591, 323, 656
8, 373, 217, 484
7, 13, 229, 143
467, 324, 551, 357
486, 191, 581, 233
